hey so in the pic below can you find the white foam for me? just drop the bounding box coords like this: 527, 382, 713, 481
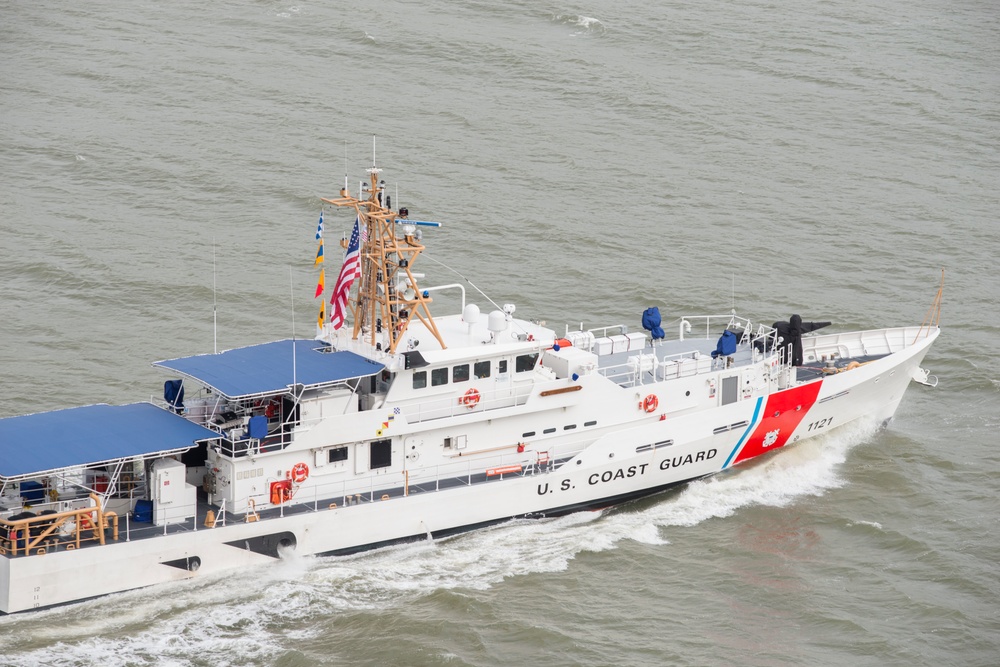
555, 14, 606, 35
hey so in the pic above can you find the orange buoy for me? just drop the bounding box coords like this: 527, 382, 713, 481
461, 388, 481, 408
291, 462, 309, 483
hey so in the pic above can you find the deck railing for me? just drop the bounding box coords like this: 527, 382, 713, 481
0, 439, 589, 557
0, 494, 117, 557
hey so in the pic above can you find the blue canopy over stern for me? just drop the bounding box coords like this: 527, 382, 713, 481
0, 402, 219, 481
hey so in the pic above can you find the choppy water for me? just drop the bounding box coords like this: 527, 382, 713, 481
2, 1, 998, 665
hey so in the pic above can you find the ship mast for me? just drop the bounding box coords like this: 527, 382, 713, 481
321, 164, 446, 354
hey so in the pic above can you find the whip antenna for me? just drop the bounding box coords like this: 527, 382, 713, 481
213, 238, 218, 354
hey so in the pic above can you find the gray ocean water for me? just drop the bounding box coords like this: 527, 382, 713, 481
2, 1, 998, 665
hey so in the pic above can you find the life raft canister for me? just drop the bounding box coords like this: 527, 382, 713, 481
552, 338, 572, 350
291, 462, 309, 483
460, 388, 481, 408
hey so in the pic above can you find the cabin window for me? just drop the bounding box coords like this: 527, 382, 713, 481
584, 420, 597, 427
522, 431, 536, 438
328, 446, 348, 463
564, 424, 577, 430
370, 439, 392, 469
474, 361, 491, 379
543, 427, 556, 434
431, 367, 449, 387
515, 353, 539, 373
453, 364, 470, 383
498, 360, 508, 374
413, 371, 427, 389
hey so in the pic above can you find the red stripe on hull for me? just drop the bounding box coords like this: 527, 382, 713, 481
733, 380, 823, 465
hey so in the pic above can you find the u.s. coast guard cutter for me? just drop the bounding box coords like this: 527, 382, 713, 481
0, 163, 941, 613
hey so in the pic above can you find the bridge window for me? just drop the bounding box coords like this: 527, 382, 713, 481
515, 353, 539, 373
412, 371, 427, 389
328, 446, 348, 463
474, 361, 491, 379
431, 367, 449, 387
453, 364, 470, 383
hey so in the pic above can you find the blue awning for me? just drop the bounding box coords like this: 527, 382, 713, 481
153, 339, 383, 399
0, 403, 220, 480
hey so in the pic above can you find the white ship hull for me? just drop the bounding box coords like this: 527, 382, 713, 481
0, 325, 936, 613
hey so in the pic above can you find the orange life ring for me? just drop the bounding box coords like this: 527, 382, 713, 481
291, 462, 309, 483
460, 388, 481, 408
642, 394, 658, 413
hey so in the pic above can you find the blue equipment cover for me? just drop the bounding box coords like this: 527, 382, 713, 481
641, 307, 665, 340
247, 415, 268, 440
164, 379, 185, 412
153, 339, 384, 399
133, 500, 153, 523
0, 403, 220, 480
711, 329, 738, 358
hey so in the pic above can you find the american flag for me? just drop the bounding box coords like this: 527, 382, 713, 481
329, 215, 363, 330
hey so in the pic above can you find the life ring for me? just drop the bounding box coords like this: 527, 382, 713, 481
460, 388, 481, 408
642, 394, 659, 413
291, 462, 309, 483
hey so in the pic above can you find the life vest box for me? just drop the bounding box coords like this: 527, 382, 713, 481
610, 335, 629, 354
695, 353, 712, 373
626, 332, 647, 351
593, 337, 613, 355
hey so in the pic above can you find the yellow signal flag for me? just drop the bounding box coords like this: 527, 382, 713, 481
314, 268, 325, 298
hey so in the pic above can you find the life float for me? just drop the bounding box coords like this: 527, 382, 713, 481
270, 479, 293, 504
291, 462, 309, 483
460, 388, 481, 408
641, 394, 659, 413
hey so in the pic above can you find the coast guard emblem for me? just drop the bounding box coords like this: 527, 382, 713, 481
762, 429, 780, 448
